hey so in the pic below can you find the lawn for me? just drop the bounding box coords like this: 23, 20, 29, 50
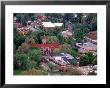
14, 68, 48, 75
14, 69, 24, 75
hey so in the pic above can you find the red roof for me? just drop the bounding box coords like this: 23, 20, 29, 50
32, 43, 60, 48
87, 31, 97, 40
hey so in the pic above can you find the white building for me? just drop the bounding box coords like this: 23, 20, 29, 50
42, 22, 55, 28
42, 22, 63, 28
54, 23, 63, 27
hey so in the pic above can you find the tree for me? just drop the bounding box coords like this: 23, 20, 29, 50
45, 13, 64, 19
37, 30, 46, 43
82, 26, 88, 36
28, 48, 42, 66
64, 36, 76, 46
17, 37, 36, 53
53, 27, 63, 36
85, 13, 97, 31
63, 13, 74, 21
28, 13, 35, 21
53, 48, 61, 54
14, 53, 29, 70
14, 28, 26, 50
28, 30, 45, 43
57, 34, 65, 44
80, 52, 96, 66
27, 31, 40, 43
46, 29, 56, 36
25, 37, 35, 44
14, 35, 26, 50
14, 52, 37, 70
14, 46, 42, 70
74, 23, 82, 29
71, 48, 78, 57
46, 27, 63, 37
16, 13, 35, 26
74, 25, 88, 42
75, 13, 83, 23
60, 43, 72, 54
16, 13, 27, 26
74, 28, 84, 42
46, 36, 59, 43
17, 42, 30, 53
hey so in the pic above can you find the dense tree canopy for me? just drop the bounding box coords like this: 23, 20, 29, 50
14, 13, 35, 26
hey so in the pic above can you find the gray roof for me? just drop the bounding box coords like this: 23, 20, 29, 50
60, 53, 74, 59
81, 42, 96, 48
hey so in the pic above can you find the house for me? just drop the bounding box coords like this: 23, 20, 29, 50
76, 42, 97, 54
60, 53, 75, 64
61, 30, 73, 39
52, 56, 68, 66
86, 31, 97, 44
50, 53, 75, 66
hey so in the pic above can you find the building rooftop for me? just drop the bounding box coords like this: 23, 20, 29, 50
61, 30, 73, 37
42, 22, 55, 28
42, 22, 63, 28
54, 23, 63, 27
86, 31, 97, 40
60, 53, 74, 59
76, 42, 97, 48
77, 42, 97, 53
82, 42, 97, 48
